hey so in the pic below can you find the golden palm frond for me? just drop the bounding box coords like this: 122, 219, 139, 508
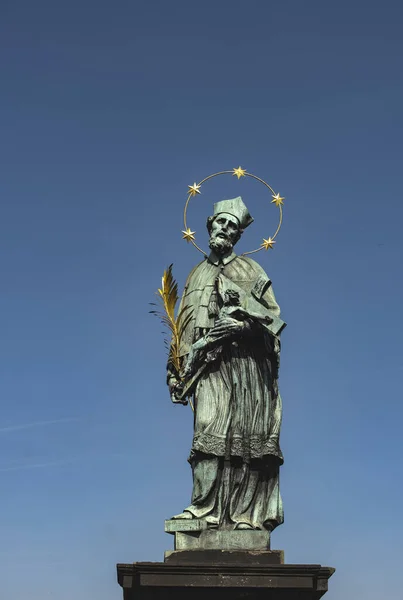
150, 264, 193, 376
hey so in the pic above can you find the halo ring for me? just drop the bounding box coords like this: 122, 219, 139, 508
183, 169, 283, 256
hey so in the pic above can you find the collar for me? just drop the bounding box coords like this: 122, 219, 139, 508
207, 250, 237, 266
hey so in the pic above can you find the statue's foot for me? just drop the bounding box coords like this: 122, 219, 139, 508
205, 516, 219, 528
171, 511, 193, 520
235, 522, 254, 530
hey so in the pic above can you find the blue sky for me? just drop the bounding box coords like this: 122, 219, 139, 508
0, 1, 402, 598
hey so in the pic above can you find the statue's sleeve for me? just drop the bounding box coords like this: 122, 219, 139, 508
256, 279, 281, 317
247, 264, 284, 375
246, 261, 285, 336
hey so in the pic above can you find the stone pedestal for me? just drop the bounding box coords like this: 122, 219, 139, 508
118, 520, 334, 598
117, 551, 335, 600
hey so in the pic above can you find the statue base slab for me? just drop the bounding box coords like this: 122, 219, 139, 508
165, 519, 208, 533
176, 529, 271, 550
117, 556, 335, 600
165, 520, 271, 551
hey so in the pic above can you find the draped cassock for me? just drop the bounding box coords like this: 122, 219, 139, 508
172, 250, 285, 531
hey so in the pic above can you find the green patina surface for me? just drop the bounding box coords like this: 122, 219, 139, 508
166, 199, 286, 545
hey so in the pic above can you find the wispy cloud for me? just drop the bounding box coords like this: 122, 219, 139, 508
0, 459, 76, 473
0, 452, 126, 473
0, 417, 79, 434
0, 558, 68, 569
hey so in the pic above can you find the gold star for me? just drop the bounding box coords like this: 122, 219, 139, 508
182, 228, 196, 242
262, 237, 276, 250
271, 193, 284, 207
232, 166, 246, 179
188, 182, 201, 196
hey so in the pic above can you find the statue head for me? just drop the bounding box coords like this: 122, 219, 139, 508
207, 196, 253, 255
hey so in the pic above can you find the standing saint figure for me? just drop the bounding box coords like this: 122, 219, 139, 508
167, 197, 285, 532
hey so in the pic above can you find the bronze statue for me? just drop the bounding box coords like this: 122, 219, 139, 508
154, 168, 286, 539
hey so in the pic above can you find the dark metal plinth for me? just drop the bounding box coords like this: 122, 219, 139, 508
117, 555, 335, 600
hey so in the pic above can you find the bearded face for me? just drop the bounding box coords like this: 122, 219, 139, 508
208, 213, 241, 256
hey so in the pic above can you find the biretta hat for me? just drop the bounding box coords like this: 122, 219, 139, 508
213, 196, 254, 230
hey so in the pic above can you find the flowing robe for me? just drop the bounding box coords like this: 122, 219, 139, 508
174, 251, 285, 531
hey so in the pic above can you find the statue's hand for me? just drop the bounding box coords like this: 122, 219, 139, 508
169, 380, 188, 406
210, 316, 247, 338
